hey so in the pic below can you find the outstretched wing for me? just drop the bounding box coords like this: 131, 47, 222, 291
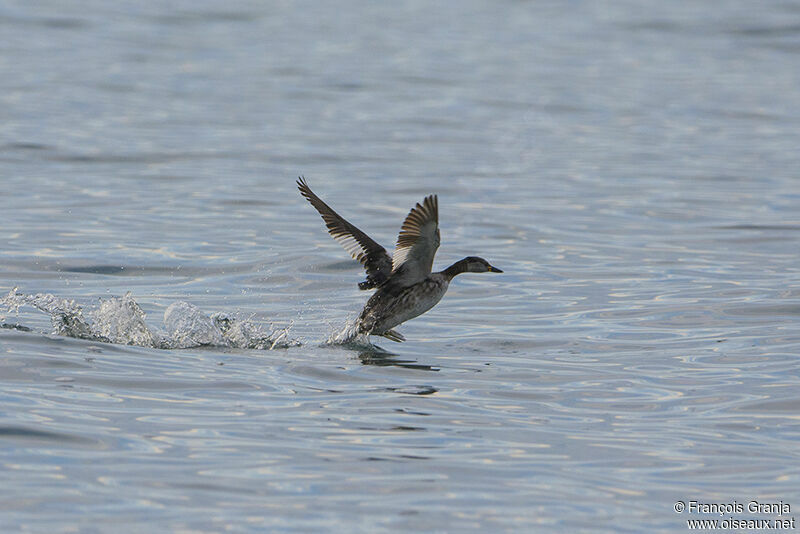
297, 177, 392, 290
390, 194, 440, 286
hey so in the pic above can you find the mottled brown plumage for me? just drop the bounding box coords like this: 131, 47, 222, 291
298, 177, 502, 341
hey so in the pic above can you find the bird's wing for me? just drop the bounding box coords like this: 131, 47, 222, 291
390, 194, 440, 286
297, 177, 392, 289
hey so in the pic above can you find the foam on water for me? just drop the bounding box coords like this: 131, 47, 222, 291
1, 288, 299, 350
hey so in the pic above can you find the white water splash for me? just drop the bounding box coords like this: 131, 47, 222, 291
163, 301, 224, 348
326, 317, 370, 346
212, 312, 295, 350
1, 288, 298, 350
1, 287, 26, 316
2, 287, 96, 340
94, 293, 157, 347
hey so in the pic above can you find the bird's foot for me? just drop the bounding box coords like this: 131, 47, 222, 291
381, 329, 405, 342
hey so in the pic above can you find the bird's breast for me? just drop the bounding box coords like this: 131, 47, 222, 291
359, 275, 450, 334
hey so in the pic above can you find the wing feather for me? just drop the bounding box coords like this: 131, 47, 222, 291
297, 177, 392, 289
391, 194, 440, 286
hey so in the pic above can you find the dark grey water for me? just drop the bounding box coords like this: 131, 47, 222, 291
2, 1, 800, 532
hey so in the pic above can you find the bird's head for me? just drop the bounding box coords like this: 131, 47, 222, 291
462, 256, 503, 273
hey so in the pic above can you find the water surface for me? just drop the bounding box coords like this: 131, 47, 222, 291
2, 0, 800, 532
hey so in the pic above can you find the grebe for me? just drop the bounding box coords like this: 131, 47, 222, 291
298, 177, 502, 342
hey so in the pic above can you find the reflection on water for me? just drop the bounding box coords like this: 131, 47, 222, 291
2, 0, 800, 531
356, 346, 440, 372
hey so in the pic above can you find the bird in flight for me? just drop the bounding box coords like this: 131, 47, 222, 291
298, 177, 502, 342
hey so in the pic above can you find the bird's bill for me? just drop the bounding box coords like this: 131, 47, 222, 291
488, 265, 503, 273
